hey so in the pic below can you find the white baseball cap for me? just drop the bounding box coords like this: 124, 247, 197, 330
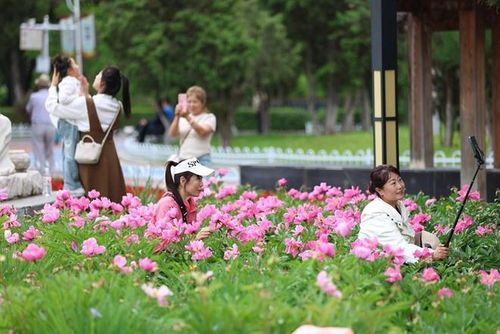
170, 157, 214, 180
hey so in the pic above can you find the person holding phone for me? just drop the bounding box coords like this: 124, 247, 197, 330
357, 165, 449, 263
168, 86, 216, 165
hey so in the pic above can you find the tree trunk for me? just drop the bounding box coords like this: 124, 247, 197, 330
10, 49, 24, 105
254, 90, 270, 134
342, 91, 361, 132
324, 74, 338, 134
361, 88, 371, 131
305, 49, 318, 133
341, 94, 355, 132
444, 72, 454, 147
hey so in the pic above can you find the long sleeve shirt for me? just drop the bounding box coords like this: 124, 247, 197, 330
358, 197, 428, 263
45, 86, 121, 132
26, 89, 53, 125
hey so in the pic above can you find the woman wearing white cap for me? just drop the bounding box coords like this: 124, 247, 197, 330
153, 157, 214, 253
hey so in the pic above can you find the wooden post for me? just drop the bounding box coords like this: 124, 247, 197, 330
371, 0, 399, 168
459, 7, 487, 197
493, 17, 500, 169
408, 12, 433, 168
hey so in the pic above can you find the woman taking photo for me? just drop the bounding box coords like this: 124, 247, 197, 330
168, 86, 216, 165
45, 66, 131, 203
358, 165, 449, 263
153, 157, 214, 253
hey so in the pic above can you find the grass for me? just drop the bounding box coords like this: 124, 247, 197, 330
212, 127, 463, 155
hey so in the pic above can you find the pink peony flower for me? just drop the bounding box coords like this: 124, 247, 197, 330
438, 287, 454, 299
87, 190, 101, 199
384, 265, 402, 283
4, 230, 19, 244
421, 268, 440, 283
126, 234, 140, 244
185, 240, 213, 260
139, 258, 158, 272
350, 238, 380, 262
456, 184, 480, 202
413, 247, 433, 260
0, 188, 8, 201
22, 226, 41, 241
285, 238, 304, 257
478, 269, 500, 287
223, 244, 240, 261
55, 190, 71, 202
217, 168, 229, 177
41, 203, 60, 224
454, 215, 474, 234
80, 237, 106, 257
409, 213, 431, 233
475, 225, 495, 236
141, 283, 173, 306
433, 224, 448, 235
20, 243, 46, 262
316, 271, 342, 298
425, 198, 437, 206
403, 199, 418, 212
277, 178, 287, 187
113, 255, 127, 268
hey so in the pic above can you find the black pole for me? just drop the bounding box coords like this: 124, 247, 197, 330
444, 162, 482, 247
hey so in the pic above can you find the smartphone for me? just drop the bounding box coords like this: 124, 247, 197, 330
178, 93, 188, 112
468, 136, 485, 164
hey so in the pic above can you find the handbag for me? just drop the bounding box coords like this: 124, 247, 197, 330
74, 103, 121, 164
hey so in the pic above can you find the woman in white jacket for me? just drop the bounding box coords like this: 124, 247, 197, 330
358, 165, 448, 263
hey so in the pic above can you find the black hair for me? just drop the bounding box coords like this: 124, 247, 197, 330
51, 55, 71, 82
164, 160, 196, 222
100, 66, 131, 118
368, 164, 401, 196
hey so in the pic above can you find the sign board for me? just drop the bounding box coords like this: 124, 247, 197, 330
20, 27, 43, 50
81, 15, 96, 58
60, 17, 75, 54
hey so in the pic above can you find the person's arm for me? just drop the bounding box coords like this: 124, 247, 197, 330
168, 104, 183, 138
184, 113, 215, 137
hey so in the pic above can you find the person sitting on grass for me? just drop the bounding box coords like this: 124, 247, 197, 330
153, 157, 213, 253
358, 164, 449, 263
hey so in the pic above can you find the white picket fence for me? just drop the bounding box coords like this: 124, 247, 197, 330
122, 138, 494, 168
12, 124, 494, 168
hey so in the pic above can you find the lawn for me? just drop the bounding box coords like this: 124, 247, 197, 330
212, 127, 463, 155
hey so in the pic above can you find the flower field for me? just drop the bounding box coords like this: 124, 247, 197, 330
0, 175, 499, 333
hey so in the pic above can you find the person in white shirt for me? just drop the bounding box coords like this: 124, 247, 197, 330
358, 165, 449, 263
51, 55, 84, 193
168, 86, 216, 165
45, 66, 131, 203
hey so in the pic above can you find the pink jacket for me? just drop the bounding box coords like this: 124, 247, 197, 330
153, 192, 197, 223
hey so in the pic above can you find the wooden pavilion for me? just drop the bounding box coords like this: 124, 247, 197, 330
397, 0, 500, 197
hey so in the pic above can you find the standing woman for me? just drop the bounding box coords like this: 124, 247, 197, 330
168, 86, 216, 165
358, 165, 449, 263
45, 66, 131, 203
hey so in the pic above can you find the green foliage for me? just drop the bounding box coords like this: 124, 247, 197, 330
0, 184, 499, 333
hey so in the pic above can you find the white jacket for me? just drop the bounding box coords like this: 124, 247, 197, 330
45, 86, 120, 132
358, 197, 426, 263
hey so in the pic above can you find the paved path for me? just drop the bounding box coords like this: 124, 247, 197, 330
11, 132, 240, 188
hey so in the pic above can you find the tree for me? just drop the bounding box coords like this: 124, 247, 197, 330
432, 32, 460, 147
0, 1, 51, 106
97, 0, 296, 145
